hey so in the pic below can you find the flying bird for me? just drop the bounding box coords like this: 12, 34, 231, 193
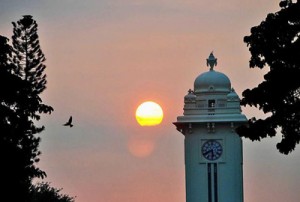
63, 116, 73, 127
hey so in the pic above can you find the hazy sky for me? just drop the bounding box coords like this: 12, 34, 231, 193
1, 0, 300, 202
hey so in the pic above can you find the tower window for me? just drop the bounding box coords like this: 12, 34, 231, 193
208, 100, 215, 108
208, 100, 215, 115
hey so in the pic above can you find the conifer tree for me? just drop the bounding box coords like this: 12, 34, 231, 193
0, 15, 53, 201
12, 15, 53, 118
11, 14, 53, 177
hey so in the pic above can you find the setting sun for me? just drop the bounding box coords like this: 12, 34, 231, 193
135, 101, 163, 126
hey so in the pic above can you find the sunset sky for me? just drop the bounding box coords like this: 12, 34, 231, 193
1, 0, 300, 202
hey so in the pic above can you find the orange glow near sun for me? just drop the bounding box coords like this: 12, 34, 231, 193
128, 138, 155, 158
135, 101, 163, 126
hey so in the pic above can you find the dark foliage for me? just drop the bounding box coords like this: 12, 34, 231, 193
30, 182, 76, 202
0, 15, 53, 201
12, 15, 53, 118
0, 35, 30, 201
237, 0, 300, 154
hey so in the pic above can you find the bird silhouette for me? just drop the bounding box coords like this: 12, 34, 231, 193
63, 116, 73, 127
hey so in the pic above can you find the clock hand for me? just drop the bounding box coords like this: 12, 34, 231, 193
203, 149, 213, 156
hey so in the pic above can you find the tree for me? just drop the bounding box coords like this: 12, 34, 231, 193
236, 0, 300, 154
30, 182, 76, 202
12, 15, 53, 117
11, 14, 53, 179
0, 35, 33, 201
0, 15, 53, 201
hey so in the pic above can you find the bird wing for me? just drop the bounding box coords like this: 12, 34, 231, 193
63, 116, 72, 125
68, 116, 72, 124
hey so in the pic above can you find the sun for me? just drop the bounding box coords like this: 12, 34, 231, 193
135, 101, 163, 126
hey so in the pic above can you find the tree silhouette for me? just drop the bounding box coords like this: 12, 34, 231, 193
12, 15, 53, 117
30, 182, 76, 202
0, 15, 53, 201
0, 35, 32, 201
236, 0, 300, 154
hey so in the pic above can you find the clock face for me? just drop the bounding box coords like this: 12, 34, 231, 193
202, 140, 223, 161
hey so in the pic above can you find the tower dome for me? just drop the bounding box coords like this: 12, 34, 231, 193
194, 70, 231, 93
184, 89, 197, 102
194, 52, 231, 94
227, 88, 240, 101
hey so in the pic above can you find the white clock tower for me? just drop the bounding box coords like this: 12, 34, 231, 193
174, 53, 247, 202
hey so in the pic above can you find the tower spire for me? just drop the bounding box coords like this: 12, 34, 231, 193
206, 52, 217, 70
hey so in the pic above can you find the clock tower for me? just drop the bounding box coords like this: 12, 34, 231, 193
174, 53, 247, 202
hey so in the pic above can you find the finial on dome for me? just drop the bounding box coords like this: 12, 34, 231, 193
188, 89, 193, 94
206, 52, 217, 70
